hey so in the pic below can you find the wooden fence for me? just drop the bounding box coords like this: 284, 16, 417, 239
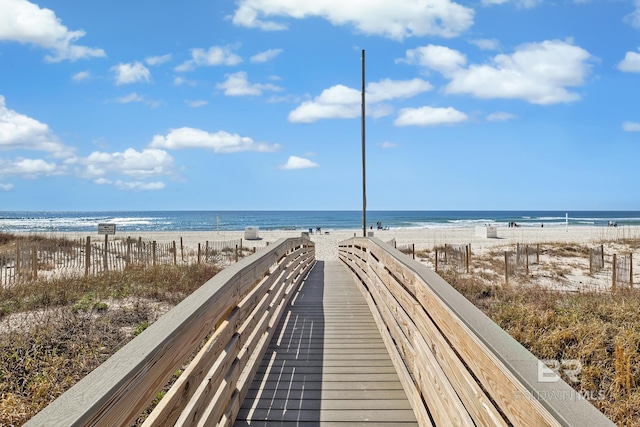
434, 243, 470, 273
590, 245, 605, 275
0, 237, 246, 287
338, 237, 614, 426
613, 253, 633, 289
25, 237, 315, 426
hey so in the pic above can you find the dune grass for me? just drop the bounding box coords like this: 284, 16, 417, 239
439, 268, 640, 425
0, 232, 222, 426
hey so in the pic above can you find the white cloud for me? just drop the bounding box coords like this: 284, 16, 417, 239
70, 148, 175, 179
0, 183, 14, 191
288, 78, 432, 123
487, 111, 516, 121
174, 76, 196, 86
618, 49, 640, 72
115, 180, 165, 191
469, 38, 500, 50
481, 0, 542, 7
406, 40, 593, 105
250, 48, 283, 63
400, 44, 467, 75
1, 158, 59, 177
625, 1, 640, 28
72, 71, 91, 82
175, 46, 242, 71
0, 0, 106, 62
116, 93, 144, 104
112, 62, 151, 85
216, 71, 283, 96
379, 141, 398, 148
231, 0, 474, 39
145, 54, 172, 65
623, 121, 640, 132
185, 100, 209, 107
367, 78, 434, 102
279, 156, 319, 170
149, 127, 281, 153
395, 106, 468, 126
0, 95, 73, 157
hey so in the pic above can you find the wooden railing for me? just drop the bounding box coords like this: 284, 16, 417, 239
25, 237, 314, 427
338, 237, 615, 427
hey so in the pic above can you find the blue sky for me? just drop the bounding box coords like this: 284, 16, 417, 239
1, 0, 640, 211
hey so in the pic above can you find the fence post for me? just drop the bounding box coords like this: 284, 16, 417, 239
630, 253, 633, 288
32, 244, 38, 279
152, 241, 157, 267
525, 245, 529, 275
465, 245, 469, 273
16, 240, 21, 279
412, 243, 415, 260
612, 254, 617, 291
84, 237, 91, 277
197, 243, 201, 265
126, 237, 131, 268
102, 234, 108, 272
235, 245, 239, 263
435, 248, 438, 272
589, 248, 593, 276
504, 251, 509, 285
172, 241, 177, 265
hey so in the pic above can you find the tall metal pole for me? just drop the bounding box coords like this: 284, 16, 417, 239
362, 49, 367, 237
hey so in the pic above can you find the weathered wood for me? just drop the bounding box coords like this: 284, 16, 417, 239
235, 261, 419, 427
26, 238, 314, 427
338, 237, 615, 427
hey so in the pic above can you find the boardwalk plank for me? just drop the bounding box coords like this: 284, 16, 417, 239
234, 260, 419, 426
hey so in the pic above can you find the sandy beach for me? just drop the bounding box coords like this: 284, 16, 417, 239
58, 225, 640, 261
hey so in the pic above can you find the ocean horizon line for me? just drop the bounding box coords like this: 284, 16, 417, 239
1, 210, 640, 234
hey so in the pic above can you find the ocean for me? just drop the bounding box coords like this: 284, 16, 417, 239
1, 211, 639, 234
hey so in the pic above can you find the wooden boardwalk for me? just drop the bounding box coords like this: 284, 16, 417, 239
234, 260, 418, 426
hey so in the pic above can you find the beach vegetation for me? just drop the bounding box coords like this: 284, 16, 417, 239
434, 238, 640, 426
0, 233, 223, 426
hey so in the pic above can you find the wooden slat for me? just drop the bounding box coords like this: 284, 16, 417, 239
338, 237, 616, 427
25, 238, 313, 427
234, 261, 419, 427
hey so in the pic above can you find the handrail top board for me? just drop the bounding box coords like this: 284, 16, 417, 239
26, 237, 314, 427
338, 236, 614, 427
